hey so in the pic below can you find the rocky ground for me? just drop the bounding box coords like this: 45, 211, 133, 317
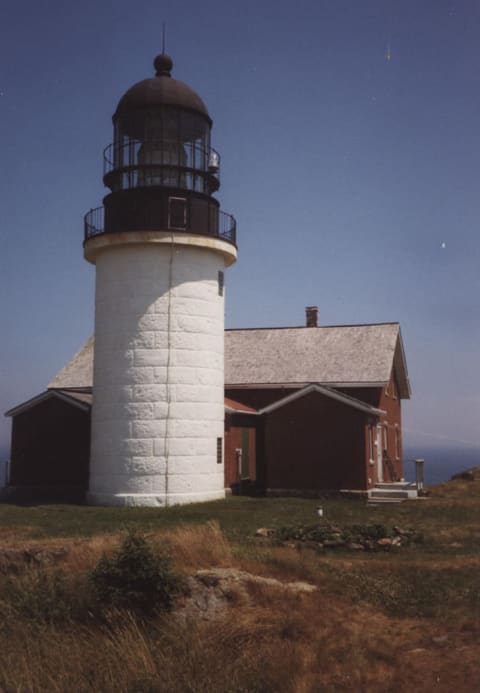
255, 521, 424, 551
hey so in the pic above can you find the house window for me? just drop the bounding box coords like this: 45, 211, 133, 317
168, 197, 187, 230
218, 271, 224, 296
216, 437, 223, 465
368, 425, 374, 461
383, 424, 388, 452
394, 426, 400, 459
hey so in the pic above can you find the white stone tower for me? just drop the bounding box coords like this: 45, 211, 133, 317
83, 53, 237, 506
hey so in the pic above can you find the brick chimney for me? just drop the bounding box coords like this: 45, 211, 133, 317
305, 306, 318, 327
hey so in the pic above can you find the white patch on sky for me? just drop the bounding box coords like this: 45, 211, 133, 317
441, 242, 446, 249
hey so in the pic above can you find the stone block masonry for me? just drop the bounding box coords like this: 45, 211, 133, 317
87, 242, 227, 506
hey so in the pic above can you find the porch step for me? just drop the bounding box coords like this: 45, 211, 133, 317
367, 483, 419, 504
375, 482, 414, 491
370, 490, 410, 499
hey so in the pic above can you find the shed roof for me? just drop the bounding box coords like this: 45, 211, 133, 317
224, 397, 258, 414
5, 389, 92, 417
47, 323, 410, 398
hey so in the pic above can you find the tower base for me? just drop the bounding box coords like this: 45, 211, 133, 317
86, 489, 226, 507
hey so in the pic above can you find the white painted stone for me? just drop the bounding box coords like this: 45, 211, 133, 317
133, 384, 169, 403
175, 385, 219, 403
167, 473, 223, 494
166, 437, 215, 456
132, 420, 167, 438
173, 350, 223, 368
134, 349, 170, 367
88, 240, 229, 506
130, 457, 167, 475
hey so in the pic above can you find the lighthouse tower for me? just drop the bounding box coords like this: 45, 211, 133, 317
83, 54, 237, 506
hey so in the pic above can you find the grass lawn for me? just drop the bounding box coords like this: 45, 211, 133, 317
0, 483, 479, 550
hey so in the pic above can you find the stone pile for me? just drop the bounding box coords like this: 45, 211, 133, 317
255, 523, 423, 552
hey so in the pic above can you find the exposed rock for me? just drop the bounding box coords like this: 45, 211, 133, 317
255, 527, 275, 538
323, 539, 345, 548
377, 538, 394, 547
330, 533, 343, 541
393, 525, 412, 536
451, 470, 475, 481
451, 466, 480, 481
329, 526, 343, 534
176, 568, 316, 621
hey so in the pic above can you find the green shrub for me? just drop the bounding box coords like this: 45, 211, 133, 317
89, 531, 181, 615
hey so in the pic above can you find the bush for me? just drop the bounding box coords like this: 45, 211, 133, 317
90, 531, 181, 616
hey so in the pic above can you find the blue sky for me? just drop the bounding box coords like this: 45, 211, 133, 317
1, 0, 479, 464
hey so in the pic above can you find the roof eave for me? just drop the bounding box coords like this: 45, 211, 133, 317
393, 328, 412, 399
5, 390, 91, 417
225, 381, 388, 390
258, 384, 385, 417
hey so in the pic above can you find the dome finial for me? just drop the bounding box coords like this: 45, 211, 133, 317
153, 22, 172, 76
154, 53, 173, 77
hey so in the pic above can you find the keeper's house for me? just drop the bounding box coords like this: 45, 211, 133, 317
5, 308, 410, 501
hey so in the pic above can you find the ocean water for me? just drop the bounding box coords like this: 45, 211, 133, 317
403, 446, 480, 486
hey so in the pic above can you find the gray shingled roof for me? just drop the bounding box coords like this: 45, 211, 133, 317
49, 337, 94, 390
225, 324, 410, 397
48, 323, 410, 398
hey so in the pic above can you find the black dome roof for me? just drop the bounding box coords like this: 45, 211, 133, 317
113, 54, 211, 123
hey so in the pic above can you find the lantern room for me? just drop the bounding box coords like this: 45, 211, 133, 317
84, 54, 236, 246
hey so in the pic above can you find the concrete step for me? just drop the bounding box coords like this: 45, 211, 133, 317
367, 484, 419, 504
375, 482, 416, 491
370, 490, 410, 499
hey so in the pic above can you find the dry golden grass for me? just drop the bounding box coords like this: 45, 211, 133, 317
1, 576, 476, 693
158, 519, 234, 571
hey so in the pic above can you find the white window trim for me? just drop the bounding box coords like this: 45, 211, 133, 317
394, 424, 400, 460
168, 196, 187, 230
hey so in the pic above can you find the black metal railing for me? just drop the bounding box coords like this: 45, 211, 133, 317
84, 206, 104, 239
103, 141, 220, 195
218, 210, 237, 245
84, 206, 237, 246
